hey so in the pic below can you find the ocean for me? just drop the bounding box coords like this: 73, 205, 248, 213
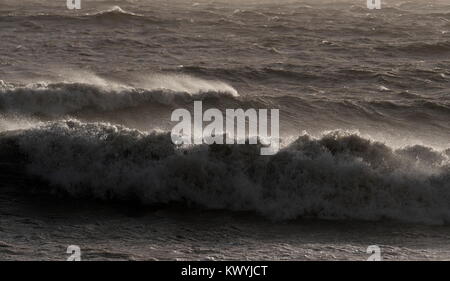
0, 0, 449, 260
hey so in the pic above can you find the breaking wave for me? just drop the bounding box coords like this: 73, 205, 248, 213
0, 77, 239, 116
2, 120, 450, 224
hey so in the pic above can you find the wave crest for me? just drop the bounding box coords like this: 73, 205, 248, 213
0, 77, 238, 116
87, 6, 142, 18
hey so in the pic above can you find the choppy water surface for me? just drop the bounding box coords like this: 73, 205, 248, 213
0, 0, 449, 260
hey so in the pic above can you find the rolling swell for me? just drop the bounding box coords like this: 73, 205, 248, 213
0, 80, 239, 116
0, 6, 161, 24
0, 80, 449, 134
376, 41, 450, 56
2, 119, 450, 224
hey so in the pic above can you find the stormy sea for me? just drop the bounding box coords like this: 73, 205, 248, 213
0, 0, 449, 260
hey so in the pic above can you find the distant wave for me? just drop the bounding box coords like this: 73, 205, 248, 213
87, 6, 143, 18
178, 65, 327, 83
178, 64, 450, 87
376, 41, 450, 56
1, 6, 158, 23
1, 120, 449, 224
0, 78, 239, 116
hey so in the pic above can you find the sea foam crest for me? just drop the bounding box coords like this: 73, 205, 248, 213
0, 75, 238, 116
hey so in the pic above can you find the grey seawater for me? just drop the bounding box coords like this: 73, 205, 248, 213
0, 0, 450, 260
1, 186, 450, 261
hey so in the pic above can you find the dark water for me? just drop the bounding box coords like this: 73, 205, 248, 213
0, 0, 450, 260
